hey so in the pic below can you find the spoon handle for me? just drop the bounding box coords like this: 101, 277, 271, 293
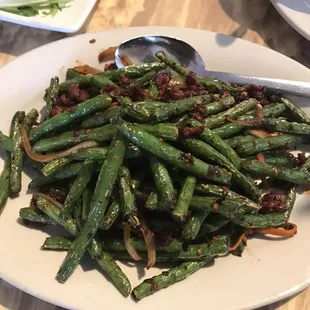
204, 70, 310, 98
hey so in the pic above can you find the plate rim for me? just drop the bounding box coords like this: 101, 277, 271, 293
270, 0, 310, 41
1, 26, 310, 310
0, 0, 97, 33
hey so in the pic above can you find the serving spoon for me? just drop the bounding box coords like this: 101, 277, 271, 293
115, 35, 310, 98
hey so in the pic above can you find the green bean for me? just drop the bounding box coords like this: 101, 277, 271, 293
118, 166, 137, 220
135, 123, 179, 141
82, 187, 93, 221
42, 235, 180, 258
118, 96, 151, 122
237, 186, 296, 228
33, 124, 116, 153
198, 213, 230, 236
111, 116, 232, 185
60, 160, 97, 219
182, 138, 260, 200
204, 99, 257, 129
36, 196, 131, 296
242, 159, 310, 184
66, 63, 166, 81
44, 77, 59, 119
182, 209, 210, 240
131, 236, 230, 300
42, 236, 73, 250
236, 134, 304, 156
172, 176, 196, 223
81, 106, 125, 128
0, 154, 10, 215
225, 135, 257, 149
147, 83, 159, 99
150, 96, 211, 123
258, 118, 310, 135
194, 183, 258, 209
98, 62, 166, 81
263, 155, 299, 168
189, 119, 241, 168
58, 75, 118, 94
41, 158, 70, 177
29, 162, 86, 188
145, 191, 158, 210
149, 156, 176, 210
36, 197, 79, 235
103, 237, 183, 253
281, 97, 310, 123
9, 111, 25, 193
213, 102, 287, 139
213, 122, 246, 140
56, 132, 127, 283
69, 147, 110, 161
202, 96, 236, 117
242, 154, 300, 168
129, 71, 156, 87
115, 235, 229, 262
29, 94, 112, 142
190, 195, 259, 217
66, 69, 82, 80
19, 207, 57, 224
155, 50, 223, 90
100, 201, 120, 230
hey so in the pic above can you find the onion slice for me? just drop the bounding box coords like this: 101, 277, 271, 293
247, 129, 270, 138
256, 153, 265, 163
139, 217, 156, 269
226, 103, 263, 126
119, 55, 133, 66
254, 222, 297, 237
21, 126, 99, 163
72, 65, 102, 75
34, 193, 63, 209
98, 46, 117, 63
124, 223, 142, 261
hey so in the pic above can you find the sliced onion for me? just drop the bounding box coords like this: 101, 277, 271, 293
256, 153, 265, 163
226, 103, 263, 126
247, 129, 270, 138
98, 46, 117, 63
21, 126, 99, 163
119, 55, 133, 66
34, 193, 63, 209
72, 65, 102, 75
124, 223, 142, 261
139, 217, 156, 269
168, 76, 187, 89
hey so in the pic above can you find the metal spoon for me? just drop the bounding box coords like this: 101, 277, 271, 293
115, 35, 310, 98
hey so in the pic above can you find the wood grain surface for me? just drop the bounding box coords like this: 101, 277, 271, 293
0, 0, 310, 309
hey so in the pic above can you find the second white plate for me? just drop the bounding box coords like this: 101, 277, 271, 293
271, 0, 310, 41
0, 0, 97, 33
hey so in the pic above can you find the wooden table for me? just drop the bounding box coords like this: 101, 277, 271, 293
0, 0, 310, 309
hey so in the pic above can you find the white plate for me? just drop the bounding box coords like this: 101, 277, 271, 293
0, 0, 97, 33
271, 0, 310, 41
0, 26, 310, 310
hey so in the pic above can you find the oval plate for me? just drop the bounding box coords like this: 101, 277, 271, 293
0, 27, 310, 310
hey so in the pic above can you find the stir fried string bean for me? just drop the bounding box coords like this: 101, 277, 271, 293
0, 49, 306, 301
